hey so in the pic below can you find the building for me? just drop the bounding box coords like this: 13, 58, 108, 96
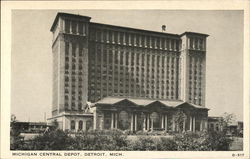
227, 121, 243, 137
10, 121, 50, 133
48, 12, 209, 132
208, 116, 224, 131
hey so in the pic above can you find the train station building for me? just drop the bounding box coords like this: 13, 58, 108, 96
49, 12, 209, 132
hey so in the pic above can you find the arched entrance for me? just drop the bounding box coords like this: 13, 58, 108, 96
118, 111, 130, 130
150, 112, 160, 130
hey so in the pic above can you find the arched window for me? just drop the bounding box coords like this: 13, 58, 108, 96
79, 120, 83, 130
70, 120, 75, 130
119, 111, 129, 130
216, 124, 219, 131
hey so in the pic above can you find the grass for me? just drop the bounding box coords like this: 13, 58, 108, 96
229, 137, 243, 151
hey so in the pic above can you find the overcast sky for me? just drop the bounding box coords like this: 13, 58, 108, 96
11, 10, 243, 122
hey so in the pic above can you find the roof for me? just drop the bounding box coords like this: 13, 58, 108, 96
180, 31, 209, 37
11, 121, 47, 125
50, 12, 209, 39
50, 12, 91, 32
93, 97, 208, 110
90, 22, 180, 38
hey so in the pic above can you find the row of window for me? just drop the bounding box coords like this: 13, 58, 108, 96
189, 37, 205, 50
89, 66, 177, 75
90, 28, 180, 51
70, 120, 83, 130
64, 20, 87, 35
65, 42, 84, 57
65, 103, 83, 111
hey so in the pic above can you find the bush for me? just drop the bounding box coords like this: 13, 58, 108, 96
128, 136, 177, 151
204, 131, 233, 150
25, 129, 74, 150
11, 129, 233, 151
130, 136, 157, 150
174, 131, 209, 151
157, 137, 178, 151
71, 129, 129, 150
174, 131, 233, 151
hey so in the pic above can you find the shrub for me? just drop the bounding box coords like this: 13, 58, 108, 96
174, 131, 233, 151
156, 137, 178, 151
26, 129, 74, 150
123, 130, 134, 135
203, 131, 233, 151
71, 129, 129, 150
174, 131, 209, 151
11, 128, 233, 151
130, 136, 157, 150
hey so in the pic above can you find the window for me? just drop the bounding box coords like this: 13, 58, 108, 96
78, 23, 83, 35
65, 20, 70, 33
71, 120, 75, 130
79, 120, 83, 130
71, 21, 77, 34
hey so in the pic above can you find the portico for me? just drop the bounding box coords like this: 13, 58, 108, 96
92, 97, 209, 132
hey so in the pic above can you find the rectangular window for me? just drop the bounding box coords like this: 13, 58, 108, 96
65, 20, 70, 33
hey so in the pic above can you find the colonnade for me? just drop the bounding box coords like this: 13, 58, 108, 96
107, 112, 208, 132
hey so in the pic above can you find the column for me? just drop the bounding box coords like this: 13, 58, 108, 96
147, 114, 150, 131
200, 120, 203, 131
69, 21, 72, 33
135, 114, 137, 131
128, 33, 131, 46
204, 119, 208, 130
149, 37, 152, 48
165, 114, 168, 131
100, 115, 103, 130
83, 23, 86, 36
161, 115, 164, 129
193, 116, 196, 132
172, 115, 175, 131
115, 113, 118, 129
62, 116, 66, 131
130, 113, 134, 131
93, 111, 97, 130
151, 118, 154, 132
106, 30, 110, 43
111, 112, 114, 129
183, 118, 186, 132
139, 35, 142, 47
75, 120, 79, 132
143, 115, 146, 131
123, 32, 126, 45
84, 121, 87, 131
100, 29, 104, 43
189, 116, 192, 131
112, 31, 115, 44
117, 32, 120, 44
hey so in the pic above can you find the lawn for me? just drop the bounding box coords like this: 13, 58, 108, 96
229, 137, 243, 151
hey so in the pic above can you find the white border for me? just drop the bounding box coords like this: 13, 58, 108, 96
1, 1, 249, 159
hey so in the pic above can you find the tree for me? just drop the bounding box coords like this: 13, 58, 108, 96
10, 114, 24, 150
219, 112, 236, 132
172, 110, 187, 133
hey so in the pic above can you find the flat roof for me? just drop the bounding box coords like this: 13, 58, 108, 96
90, 22, 180, 38
51, 12, 209, 38
50, 12, 91, 32
180, 31, 209, 37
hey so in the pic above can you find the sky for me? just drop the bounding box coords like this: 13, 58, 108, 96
11, 10, 243, 122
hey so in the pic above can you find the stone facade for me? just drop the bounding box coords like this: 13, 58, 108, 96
49, 12, 209, 132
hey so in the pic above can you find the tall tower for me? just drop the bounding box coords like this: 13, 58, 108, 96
50, 13, 92, 130
180, 32, 208, 106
